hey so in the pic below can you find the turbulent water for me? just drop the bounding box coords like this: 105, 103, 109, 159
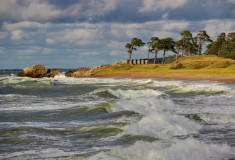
0, 70, 235, 160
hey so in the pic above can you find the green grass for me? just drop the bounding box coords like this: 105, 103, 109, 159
92, 55, 235, 75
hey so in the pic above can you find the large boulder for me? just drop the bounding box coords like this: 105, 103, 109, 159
18, 64, 51, 78
65, 67, 92, 77
51, 69, 61, 77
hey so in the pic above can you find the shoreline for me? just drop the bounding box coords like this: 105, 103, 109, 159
91, 72, 235, 84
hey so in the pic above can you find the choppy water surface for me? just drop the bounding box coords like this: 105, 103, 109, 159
0, 70, 235, 160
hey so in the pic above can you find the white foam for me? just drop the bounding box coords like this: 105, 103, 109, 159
150, 80, 232, 93
108, 89, 200, 139
107, 89, 164, 99
89, 138, 235, 160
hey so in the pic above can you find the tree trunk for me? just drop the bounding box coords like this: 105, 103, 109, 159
182, 38, 185, 56
162, 50, 166, 64
198, 40, 201, 56
129, 52, 132, 64
154, 49, 158, 64
147, 52, 150, 64
176, 51, 179, 61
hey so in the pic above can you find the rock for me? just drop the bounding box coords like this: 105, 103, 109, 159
112, 62, 118, 65
65, 67, 92, 77
51, 69, 61, 77
17, 64, 50, 78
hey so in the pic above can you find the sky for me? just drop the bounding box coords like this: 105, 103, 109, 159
0, 0, 235, 69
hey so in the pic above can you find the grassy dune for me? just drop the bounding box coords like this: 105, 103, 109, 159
93, 55, 235, 75
91, 56, 235, 83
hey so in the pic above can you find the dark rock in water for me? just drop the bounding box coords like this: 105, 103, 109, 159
17, 64, 60, 78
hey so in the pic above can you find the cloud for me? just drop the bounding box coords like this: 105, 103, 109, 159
46, 38, 56, 45
201, 19, 235, 39
0, 32, 8, 39
11, 30, 25, 40
139, 0, 188, 12
80, 51, 100, 57
15, 46, 42, 55
2, 21, 52, 31
41, 48, 54, 54
64, 29, 98, 41
0, 0, 120, 22
0, 0, 61, 21
107, 40, 124, 49
162, 21, 190, 31
110, 50, 120, 56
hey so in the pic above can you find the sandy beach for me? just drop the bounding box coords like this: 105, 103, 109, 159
92, 72, 235, 84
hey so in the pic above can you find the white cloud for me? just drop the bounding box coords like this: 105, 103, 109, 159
2, 21, 52, 31
46, 38, 56, 45
80, 51, 99, 57
139, 0, 188, 12
87, 0, 118, 16
0, 0, 120, 21
107, 40, 124, 49
16, 49, 36, 55
110, 50, 120, 56
15, 46, 42, 55
42, 48, 54, 54
162, 21, 190, 31
201, 19, 235, 39
11, 30, 24, 40
64, 29, 99, 41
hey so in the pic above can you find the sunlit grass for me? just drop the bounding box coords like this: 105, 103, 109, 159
93, 55, 235, 75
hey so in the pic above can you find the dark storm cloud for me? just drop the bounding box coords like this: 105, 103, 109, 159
168, 0, 235, 20
0, 0, 234, 23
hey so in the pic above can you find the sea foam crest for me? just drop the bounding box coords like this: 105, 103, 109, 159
108, 88, 201, 138
107, 89, 165, 99
151, 80, 232, 93
88, 138, 235, 160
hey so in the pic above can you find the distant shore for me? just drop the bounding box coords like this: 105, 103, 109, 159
92, 72, 235, 84
15, 55, 235, 84
89, 56, 235, 84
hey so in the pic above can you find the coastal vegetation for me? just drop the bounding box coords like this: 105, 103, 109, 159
125, 38, 145, 64
125, 30, 235, 64
17, 30, 235, 81
92, 55, 235, 76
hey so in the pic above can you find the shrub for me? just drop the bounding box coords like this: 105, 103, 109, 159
189, 63, 208, 69
210, 61, 231, 68
170, 63, 184, 69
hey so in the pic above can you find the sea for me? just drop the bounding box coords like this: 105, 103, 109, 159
0, 69, 235, 160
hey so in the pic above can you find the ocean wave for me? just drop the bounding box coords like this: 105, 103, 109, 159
88, 138, 235, 160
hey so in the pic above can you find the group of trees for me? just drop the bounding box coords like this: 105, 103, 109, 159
125, 30, 235, 64
205, 32, 235, 59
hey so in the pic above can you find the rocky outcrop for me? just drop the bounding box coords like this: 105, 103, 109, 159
18, 64, 50, 78
65, 67, 92, 77
65, 66, 102, 77
51, 69, 61, 77
17, 64, 102, 78
17, 64, 61, 78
